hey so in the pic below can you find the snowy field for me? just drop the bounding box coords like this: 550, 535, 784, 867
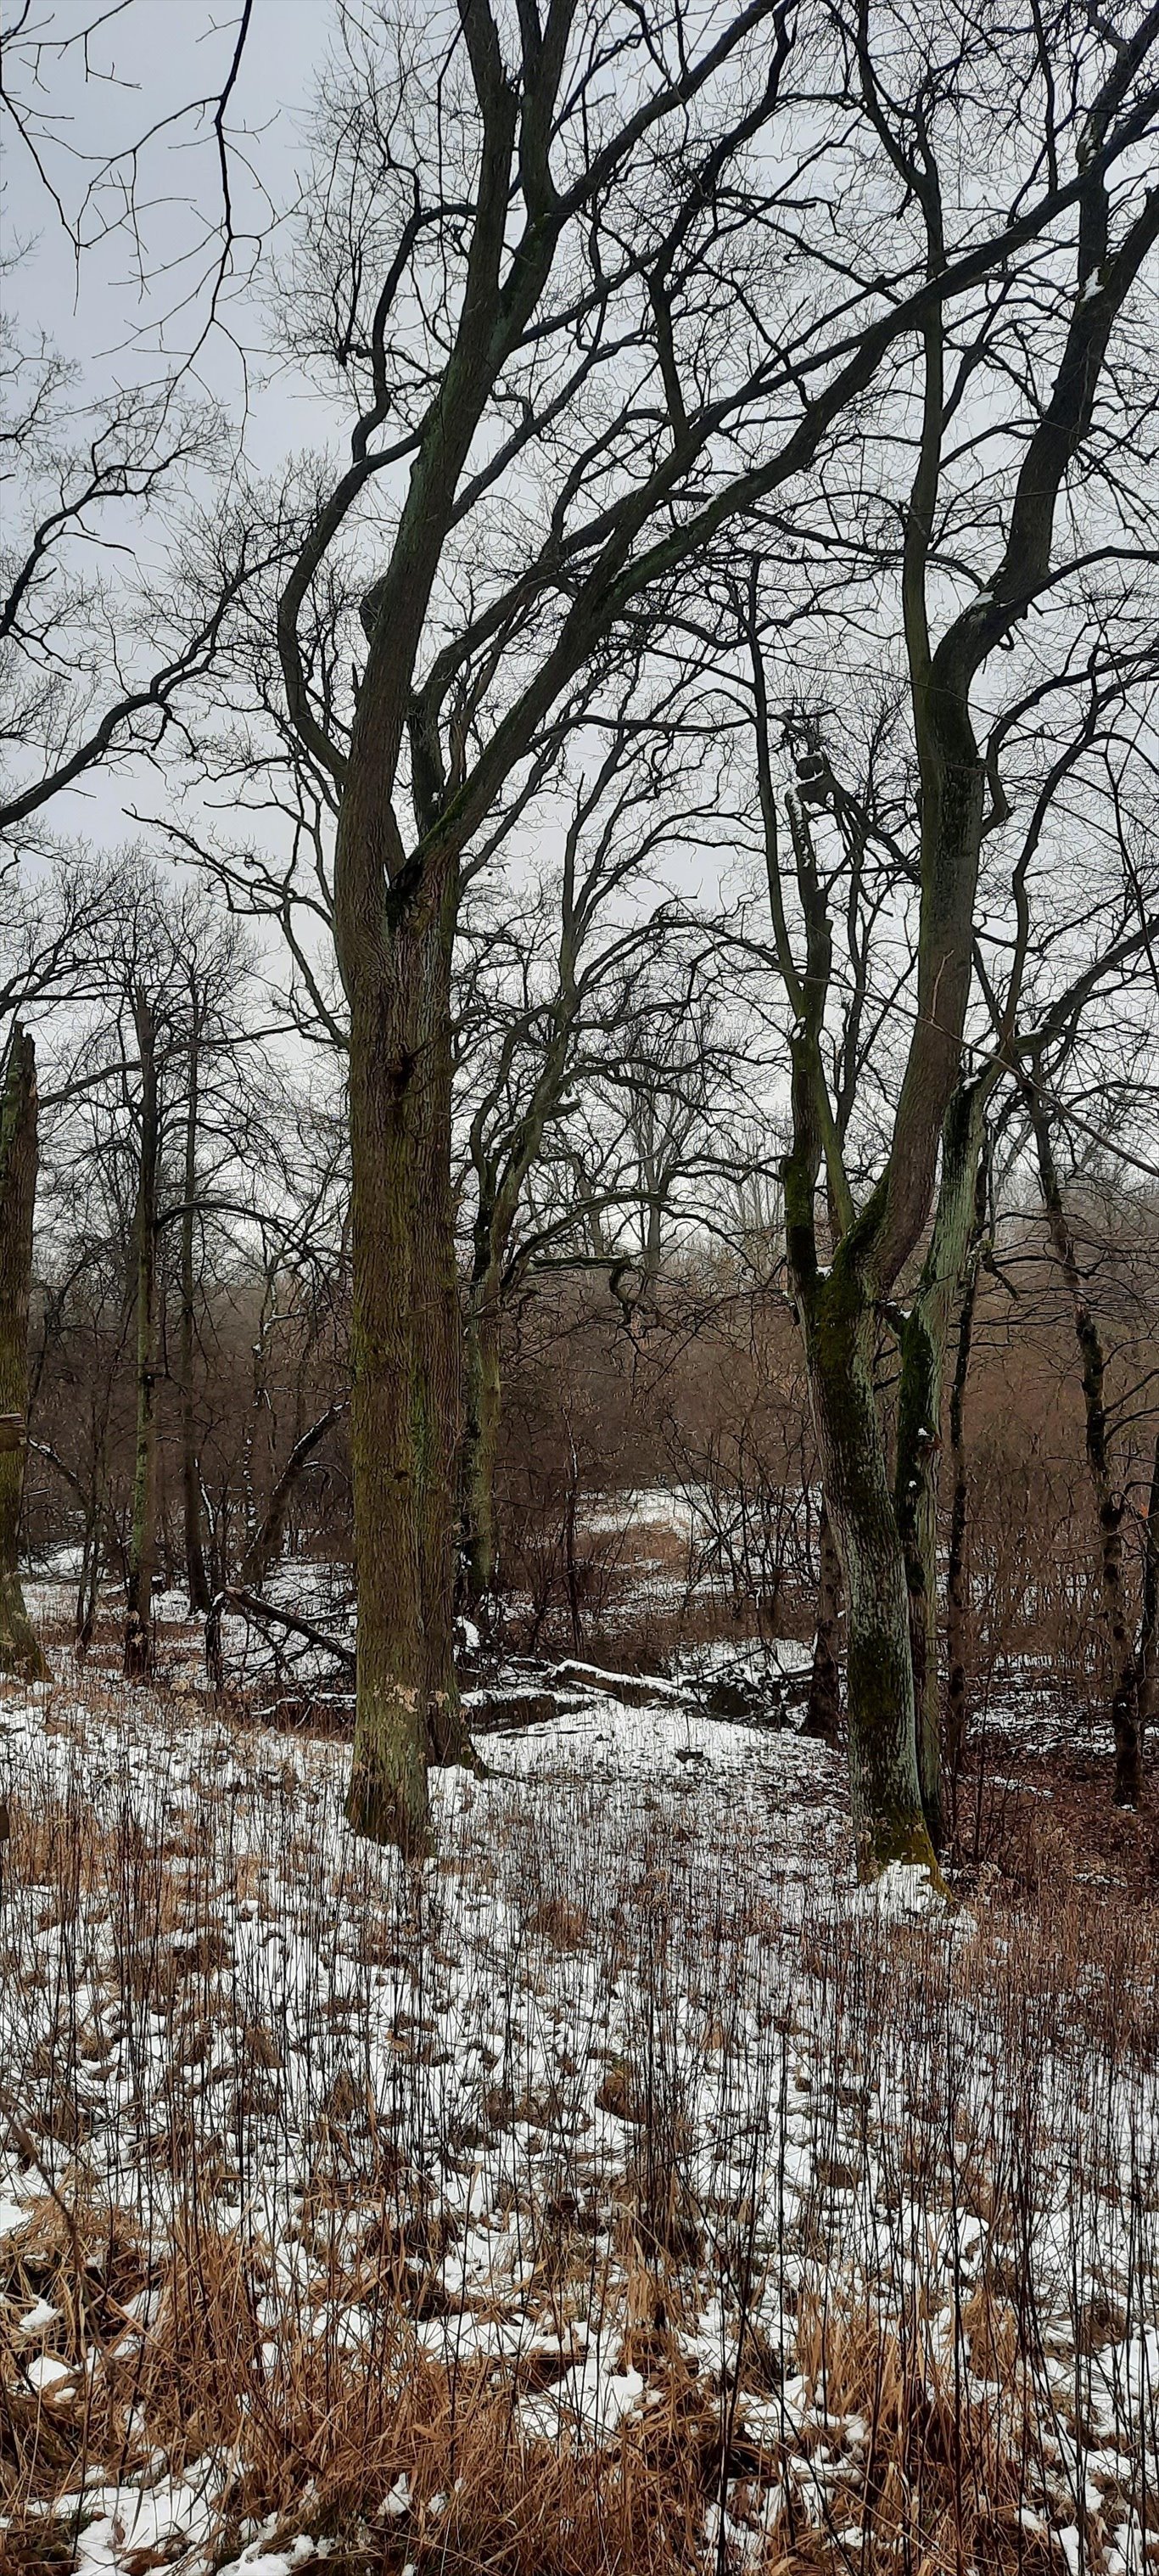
2, 1653, 1156, 2574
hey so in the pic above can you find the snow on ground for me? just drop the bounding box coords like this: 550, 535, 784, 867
1, 1649, 1156, 2573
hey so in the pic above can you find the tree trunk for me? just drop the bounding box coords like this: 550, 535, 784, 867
125, 991, 160, 1681
563, 1417, 583, 1657
1135, 1430, 1158, 1773
76, 1490, 102, 1653
893, 1082, 992, 1849
180, 1020, 210, 1614
462, 1274, 502, 1618
802, 1260, 938, 1877
944, 1209, 983, 1801
1028, 1081, 1140, 1804
0, 1024, 47, 1681
774, 780, 941, 1883
803, 1494, 841, 1739
342, 853, 468, 1849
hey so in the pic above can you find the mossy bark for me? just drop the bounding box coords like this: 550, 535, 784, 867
772, 788, 940, 1885
341, 847, 468, 1851
0, 1024, 47, 1681
413, 1070, 467, 1770
893, 1083, 992, 1849
803, 1496, 842, 1740
125, 992, 160, 1681
798, 1246, 940, 1881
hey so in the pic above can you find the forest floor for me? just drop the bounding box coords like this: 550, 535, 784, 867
1, 1579, 1157, 2575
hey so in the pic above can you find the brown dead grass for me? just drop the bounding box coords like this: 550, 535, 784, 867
3, 1677, 1157, 2575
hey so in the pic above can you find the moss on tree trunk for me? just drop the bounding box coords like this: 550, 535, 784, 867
803, 1252, 940, 1881
342, 853, 469, 1851
803, 1496, 842, 1739
893, 1084, 993, 1849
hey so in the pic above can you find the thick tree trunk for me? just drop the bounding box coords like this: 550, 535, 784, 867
803, 1494, 842, 1739
802, 1262, 938, 1877
342, 855, 468, 1849
462, 1277, 501, 1617
125, 993, 160, 1681
893, 1083, 992, 1849
0, 1025, 47, 1681
1028, 1085, 1141, 1804
775, 794, 938, 1883
180, 1023, 210, 1614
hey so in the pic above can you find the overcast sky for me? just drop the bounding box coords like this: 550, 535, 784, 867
3, 1, 738, 947
3, 1, 339, 855
5, 1, 319, 384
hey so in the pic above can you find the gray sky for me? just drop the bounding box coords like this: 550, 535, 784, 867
3, 0, 335, 850
3, 0, 738, 957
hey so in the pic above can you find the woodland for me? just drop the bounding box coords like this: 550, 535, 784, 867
0, 3, 1157, 2572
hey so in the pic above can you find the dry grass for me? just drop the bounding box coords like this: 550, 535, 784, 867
1, 1667, 1157, 2574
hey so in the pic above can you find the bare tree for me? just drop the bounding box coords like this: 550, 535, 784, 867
261, 0, 1159, 1852
32, 859, 270, 1667
1022, 1039, 1158, 1805
0, 1024, 44, 1675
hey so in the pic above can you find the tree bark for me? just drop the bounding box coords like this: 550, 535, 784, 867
803, 1494, 842, 1739
0, 1024, 47, 1681
943, 1176, 986, 1798
772, 778, 939, 1883
124, 991, 160, 1680
893, 1081, 993, 1848
1135, 1430, 1158, 1775
180, 1018, 210, 1614
1027, 1078, 1141, 1804
340, 845, 467, 1849
801, 1259, 937, 1874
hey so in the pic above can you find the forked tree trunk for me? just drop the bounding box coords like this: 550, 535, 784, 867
342, 854, 468, 1850
1028, 1082, 1141, 1804
776, 782, 939, 1883
893, 1081, 993, 1849
180, 1021, 210, 1614
0, 1025, 48, 1681
803, 1495, 842, 1739
462, 1275, 502, 1617
125, 992, 160, 1681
